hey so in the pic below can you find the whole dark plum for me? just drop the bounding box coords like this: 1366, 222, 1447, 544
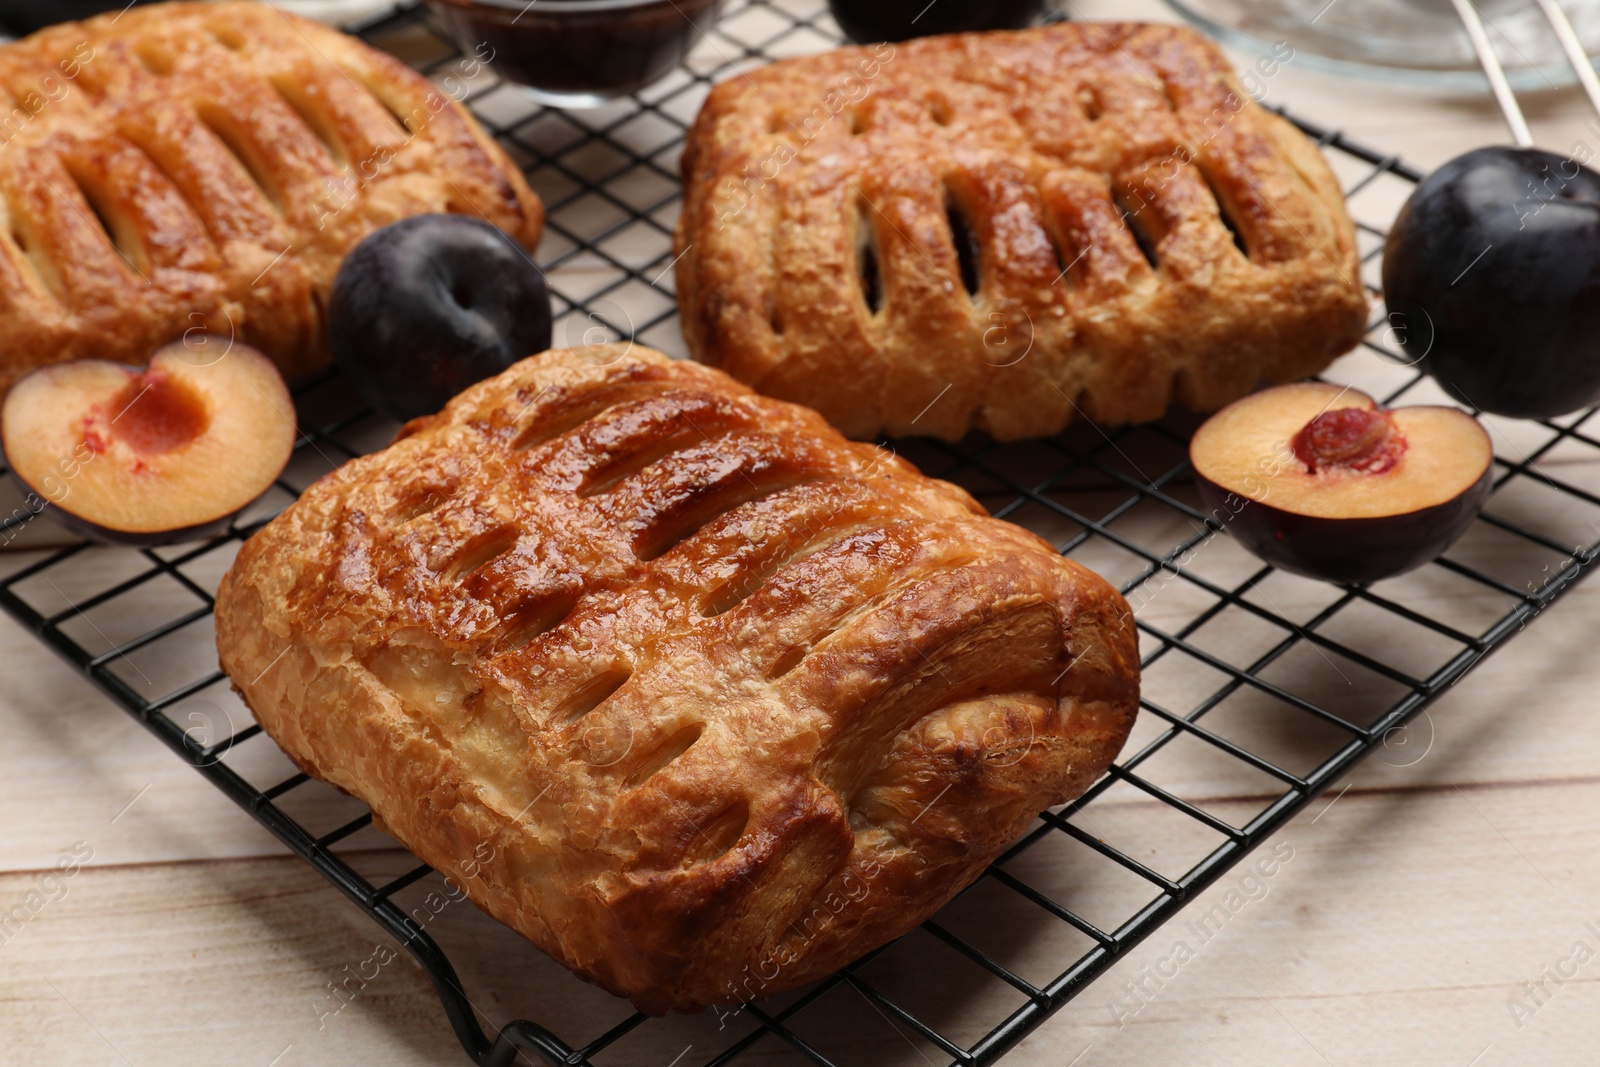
1383, 146, 1600, 419
826, 0, 1048, 43
329, 215, 552, 421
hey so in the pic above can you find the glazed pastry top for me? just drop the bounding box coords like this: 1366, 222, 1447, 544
215, 345, 1140, 1012
0, 1, 541, 395
676, 22, 1368, 441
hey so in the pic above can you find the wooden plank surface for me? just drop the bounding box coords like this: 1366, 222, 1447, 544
6, 1, 1600, 1064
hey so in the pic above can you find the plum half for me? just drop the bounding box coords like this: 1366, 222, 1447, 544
1189, 382, 1493, 584
1, 343, 295, 545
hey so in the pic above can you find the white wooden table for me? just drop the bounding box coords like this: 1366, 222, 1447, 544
4, 2, 1600, 1065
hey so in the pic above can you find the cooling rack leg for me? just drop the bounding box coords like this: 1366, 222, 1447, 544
480, 1019, 577, 1067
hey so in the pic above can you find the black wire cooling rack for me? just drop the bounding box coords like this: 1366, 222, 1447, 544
5, 2, 1600, 1065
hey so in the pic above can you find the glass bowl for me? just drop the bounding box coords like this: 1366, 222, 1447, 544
1164, 0, 1600, 90
424, 0, 727, 108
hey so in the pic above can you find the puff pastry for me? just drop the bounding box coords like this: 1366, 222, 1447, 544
0, 1, 541, 397
676, 23, 1369, 442
215, 345, 1139, 1013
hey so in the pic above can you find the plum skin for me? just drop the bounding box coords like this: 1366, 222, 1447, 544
1382, 146, 1600, 419
827, 0, 1047, 42
8, 488, 242, 547
5, 457, 241, 546
1194, 466, 1493, 585
329, 215, 552, 422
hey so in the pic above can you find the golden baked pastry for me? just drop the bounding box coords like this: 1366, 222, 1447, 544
0, 1, 541, 397
215, 345, 1139, 1013
675, 23, 1369, 442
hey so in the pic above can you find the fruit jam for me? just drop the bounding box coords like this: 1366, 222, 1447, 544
425, 0, 723, 100
827, 0, 1048, 42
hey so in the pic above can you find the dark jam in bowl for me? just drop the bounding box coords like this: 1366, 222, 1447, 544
426, 0, 726, 103
826, 0, 1048, 43
0, 0, 155, 33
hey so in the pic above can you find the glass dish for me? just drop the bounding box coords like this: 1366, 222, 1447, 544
1165, 0, 1600, 90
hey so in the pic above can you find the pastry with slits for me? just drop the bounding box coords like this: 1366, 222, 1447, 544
0, 2, 541, 397
215, 345, 1140, 1013
675, 22, 1369, 442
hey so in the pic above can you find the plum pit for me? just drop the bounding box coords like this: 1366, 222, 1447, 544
1290, 406, 1405, 475
100, 371, 211, 456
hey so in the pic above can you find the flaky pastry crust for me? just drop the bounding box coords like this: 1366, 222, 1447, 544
0, 1, 541, 396
215, 345, 1139, 1013
676, 23, 1369, 441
